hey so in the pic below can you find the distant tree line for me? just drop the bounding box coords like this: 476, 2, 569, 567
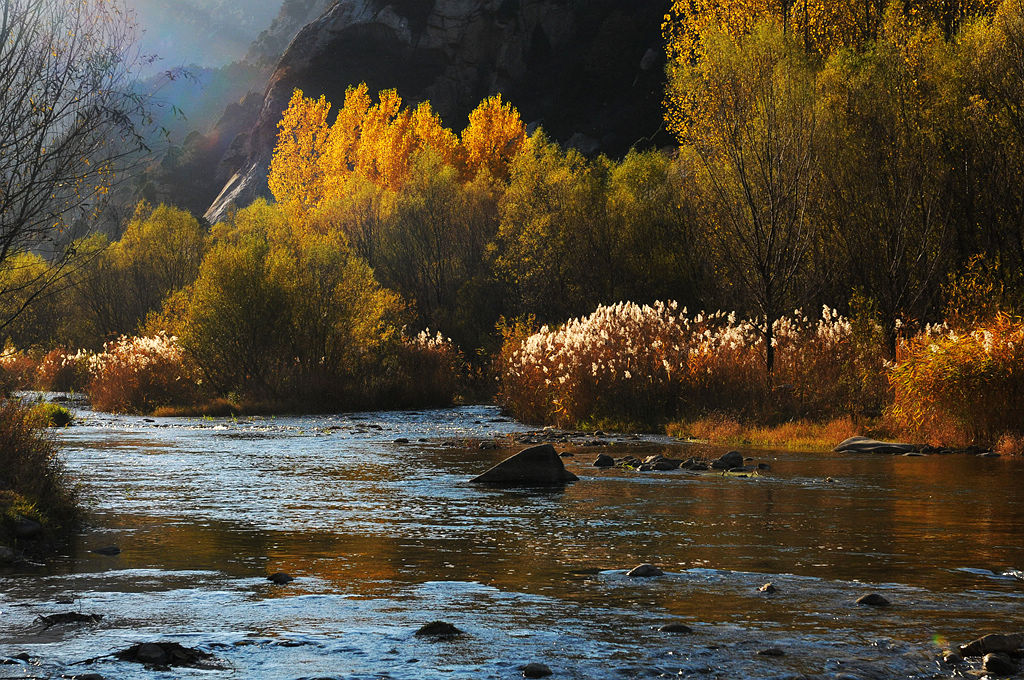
2, 0, 1024, 400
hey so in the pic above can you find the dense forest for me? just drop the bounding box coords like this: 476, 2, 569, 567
3, 0, 1024, 447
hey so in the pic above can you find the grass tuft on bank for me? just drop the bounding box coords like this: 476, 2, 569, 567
0, 400, 78, 549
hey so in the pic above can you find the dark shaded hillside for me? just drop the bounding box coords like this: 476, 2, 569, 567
205, 0, 671, 222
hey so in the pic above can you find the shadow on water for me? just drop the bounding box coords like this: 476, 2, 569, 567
0, 405, 1022, 678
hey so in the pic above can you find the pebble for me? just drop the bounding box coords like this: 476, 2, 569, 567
757, 647, 785, 656
941, 650, 963, 664
759, 583, 778, 594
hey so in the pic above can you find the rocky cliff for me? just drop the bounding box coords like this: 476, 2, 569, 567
206, 0, 669, 223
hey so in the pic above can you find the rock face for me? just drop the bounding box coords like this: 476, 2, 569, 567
471, 444, 578, 485
835, 436, 919, 454
206, 0, 669, 222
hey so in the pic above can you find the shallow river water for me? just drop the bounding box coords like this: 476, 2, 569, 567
1, 405, 1023, 679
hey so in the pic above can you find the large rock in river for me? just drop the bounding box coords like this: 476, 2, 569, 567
471, 444, 579, 485
834, 436, 919, 454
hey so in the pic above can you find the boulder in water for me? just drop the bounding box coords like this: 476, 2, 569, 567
522, 662, 553, 678
983, 652, 1018, 676
711, 451, 744, 469
855, 593, 890, 606
627, 563, 664, 578
835, 436, 919, 454
415, 621, 462, 638
115, 642, 214, 668
959, 632, 1024, 657
471, 445, 578, 485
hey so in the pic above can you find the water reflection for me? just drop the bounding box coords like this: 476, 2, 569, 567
0, 406, 1021, 679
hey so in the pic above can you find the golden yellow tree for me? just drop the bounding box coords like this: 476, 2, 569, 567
461, 94, 526, 180
268, 89, 333, 216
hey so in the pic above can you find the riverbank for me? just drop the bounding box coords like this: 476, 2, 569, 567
0, 400, 78, 562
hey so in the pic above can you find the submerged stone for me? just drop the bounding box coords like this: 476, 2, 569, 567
658, 623, 693, 633
470, 444, 579, 485
90, 545, 121, 556
759, 583, 778, 594
267, 572, 294, 585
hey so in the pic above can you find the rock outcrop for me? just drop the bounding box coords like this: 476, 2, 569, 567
206, 0, 669, 222
471, 444, 579, 485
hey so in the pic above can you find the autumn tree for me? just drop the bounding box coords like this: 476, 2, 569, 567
461, 94, 526, 181
668, 21, 819, 377
815, 16, 955, 354
0, 0, 153, 331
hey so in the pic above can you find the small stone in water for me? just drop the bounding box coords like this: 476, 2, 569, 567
757, 647, 785, 656
394, 437, 409, 443
626, 563, 664, 578
267, 572, 294, 585
941, 650, 963, 664
415, 621, 462, 637
522, 662, 553, 678
594, 454, 614, 467
759, 582, 778, 594
658, 623, 693, 634
90, 545, 121, 556
856, 593, 890, 606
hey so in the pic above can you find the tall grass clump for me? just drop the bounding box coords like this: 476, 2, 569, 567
888, 313, 1024, 446
0, 348, 38, 394
0, 400, 77, 541
35, 349, 93, 392
87, 333, 202, 414
496, 301, 886, 429
382, 330, 464, 408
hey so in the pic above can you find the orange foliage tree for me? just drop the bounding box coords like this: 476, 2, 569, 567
269, 84, 526, 220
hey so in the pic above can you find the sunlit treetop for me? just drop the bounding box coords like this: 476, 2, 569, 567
269, 85, 527, 221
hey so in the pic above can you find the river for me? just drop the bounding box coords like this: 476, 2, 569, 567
1, 405, 1022, 679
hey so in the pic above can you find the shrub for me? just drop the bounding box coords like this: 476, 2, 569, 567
496, 301, 886, 429
888, 313, 1024, 445
27, 402, 74, 428
35, 349, 93, 392
87, 333, 202, 414
0, 400, 77, 539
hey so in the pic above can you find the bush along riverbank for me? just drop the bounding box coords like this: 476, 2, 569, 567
496, 301, 1024, 452
0, 400, 78, 562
